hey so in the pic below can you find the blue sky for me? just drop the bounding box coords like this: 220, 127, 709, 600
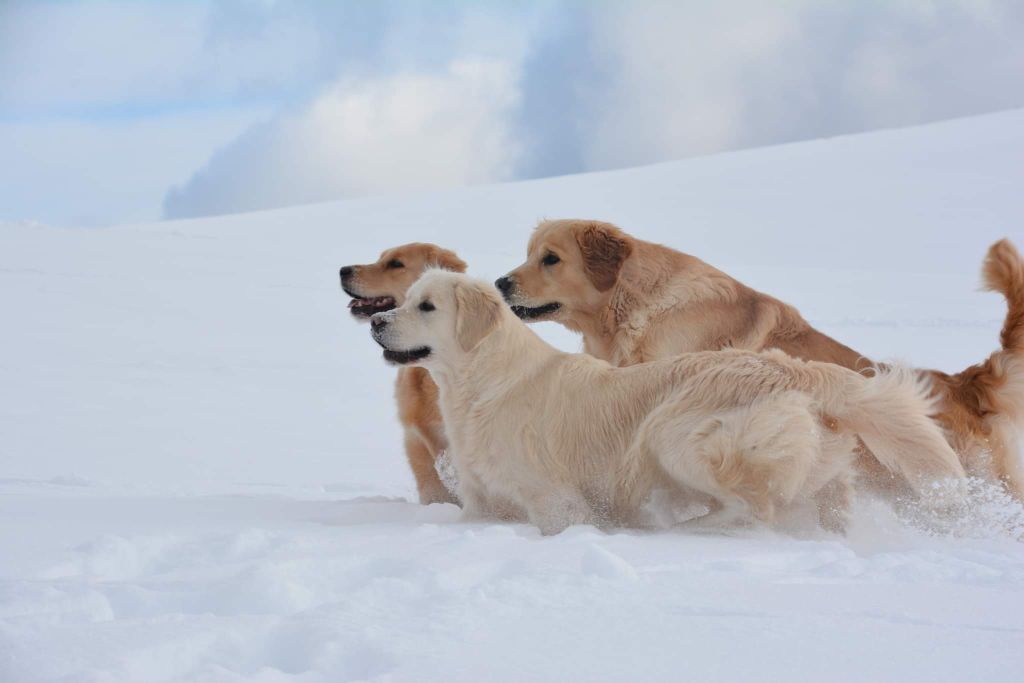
2, 0, 1023, 227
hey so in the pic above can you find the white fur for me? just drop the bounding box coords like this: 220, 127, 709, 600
372, 272, 965, 534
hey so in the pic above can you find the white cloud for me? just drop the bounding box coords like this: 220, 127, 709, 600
163, 60, 521, 219
2, 1, 1023, 225
582, 3, 798, 166
579, 0, 1024, 170
0, 0, 539, 117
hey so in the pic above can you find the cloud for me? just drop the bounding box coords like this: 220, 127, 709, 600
166, 0, 1024, 220
2, 1, 1024, 226
575, 0, 1024, 170
163, 60, 521, 219
0, 0, 539, 118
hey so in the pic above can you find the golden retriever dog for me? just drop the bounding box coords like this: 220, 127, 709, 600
497, 220, 1024, 498
368, 271, 964, 534
340, 243, 466, 504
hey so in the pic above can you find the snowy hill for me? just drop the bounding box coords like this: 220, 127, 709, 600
2, 111, 1024, 681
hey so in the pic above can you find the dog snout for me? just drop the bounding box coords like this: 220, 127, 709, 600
495, 275, 514, 295
339, 265, 354, 281
370, 314, 388, 332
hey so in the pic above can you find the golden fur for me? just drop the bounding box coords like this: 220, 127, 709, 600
499, 219, 1024, 497
340, 243, 466, 504
370, 271, 964, 534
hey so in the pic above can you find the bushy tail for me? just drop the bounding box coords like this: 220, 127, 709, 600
826, 366, 965, 494
983, 238, 1024, 356
976, 239, 1024, 496
977, 239, 1024, 427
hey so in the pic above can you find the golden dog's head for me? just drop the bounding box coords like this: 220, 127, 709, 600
496, 219, 633, 324
340, 243, 466, 320
370, 271, 506, 367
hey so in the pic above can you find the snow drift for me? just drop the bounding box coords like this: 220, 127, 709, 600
1, 111, 1023, 682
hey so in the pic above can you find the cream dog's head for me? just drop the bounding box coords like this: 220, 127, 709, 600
339, 243, 466, 320
495, 219, 633, 325
370, 270, 505, 368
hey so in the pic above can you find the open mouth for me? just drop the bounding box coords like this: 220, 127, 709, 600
510, 302, 561, 320
382, 346, 432, 365
345, 288, 397, 318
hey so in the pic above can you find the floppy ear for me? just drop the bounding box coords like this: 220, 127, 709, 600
432, 248, 468, 274
454, 280, 502, 352
574, 223, 632, 291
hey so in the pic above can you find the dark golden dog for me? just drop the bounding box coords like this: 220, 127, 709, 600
498, 219, 1024, 498
341, 243, 466, 504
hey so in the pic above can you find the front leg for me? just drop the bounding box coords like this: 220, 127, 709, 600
526, 491, 595, 536
814, 473, 854, 535
453, 467, 517, 520
403, 429, 457, 505
457, 476, 492, 520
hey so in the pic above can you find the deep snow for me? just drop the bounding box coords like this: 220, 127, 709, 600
2, 110, 1024, 681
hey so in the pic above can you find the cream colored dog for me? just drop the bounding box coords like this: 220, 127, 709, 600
369, 271, 964, 534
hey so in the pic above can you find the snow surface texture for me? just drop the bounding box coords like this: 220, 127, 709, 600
2, 111, 1024, 681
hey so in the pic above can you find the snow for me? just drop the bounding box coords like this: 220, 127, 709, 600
2, 110, 1024, 681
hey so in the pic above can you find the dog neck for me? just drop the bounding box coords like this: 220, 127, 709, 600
578, 241, 737, 365
431, 312, 557, 408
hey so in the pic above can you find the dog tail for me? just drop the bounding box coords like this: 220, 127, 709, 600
979, 240, 1024, 431
942, 238, 1024, 495
984, 238, 1024, 357
821, 365, 965, 494
981, 239, 1024, 433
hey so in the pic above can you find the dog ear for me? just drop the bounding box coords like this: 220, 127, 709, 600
454, 280, 502, 352
432, 247, 468, 274
574, 223, 632, 291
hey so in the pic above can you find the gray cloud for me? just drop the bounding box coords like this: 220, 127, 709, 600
164, 0, 1024, 220
0, 0, 531, 116
2, 1, 1023, 225
163, 61, 522, 219
575, 1, 1024, 169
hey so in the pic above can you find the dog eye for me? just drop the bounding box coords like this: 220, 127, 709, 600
418, 300, 435, 312
386, 259, 404, 269
542, 252, 560, 266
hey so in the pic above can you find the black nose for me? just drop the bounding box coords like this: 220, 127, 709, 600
339, 266, 353, 280
371, 316, 387, 331
495, 276, 514, 294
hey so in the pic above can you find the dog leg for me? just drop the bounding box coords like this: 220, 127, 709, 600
404, 429, 457, 505
988, 417, 1024, 500
454, 465, 493, 519
452, 467, 524, 521
526, 490, 595, 535
814, 473, 853, 534
646, 393, 825, 528
677, 498, 753, 530
458, 483, 491, 520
